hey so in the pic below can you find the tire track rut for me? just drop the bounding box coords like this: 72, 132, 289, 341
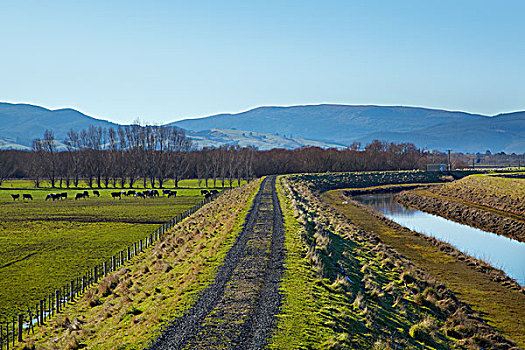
148, 176, 285, 350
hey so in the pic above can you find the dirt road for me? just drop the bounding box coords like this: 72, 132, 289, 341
148, 176, 285, 349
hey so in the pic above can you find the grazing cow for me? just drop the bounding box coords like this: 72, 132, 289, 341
93, 190, 100, 197
111, 192, 122, 199
205, 192, 212, 198
83, 191, 90, 198
11, 194, 20, 201
201, 190, 209, 195
135, 192, 145, 198
46, 193, 60, 201
162, 189, 171, 196
121, 190, 127, 196
210, 189, 219, 195
167, 190, 177, 198
60, 192, 68, 200
127, 190, 136, 196
75, 193, 85, 200
23, 194, 33, 200
152, 190, 159, 197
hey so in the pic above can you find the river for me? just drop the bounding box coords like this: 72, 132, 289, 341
352, 193, 525, 286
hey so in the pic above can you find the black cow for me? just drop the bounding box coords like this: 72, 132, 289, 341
75, 193, 86, 200
162, 190, 171, 196
46, 193, 61, 201
93, 190, 100, 197
210, 189, 219, 195
83, 191, 90, 198
135, 192, 146, 198
23, 194, 33, 200
60, 192, 68, 200
205, 192, 212, 198
111, 192, 121, 199
201, 190, 209, 195
127, 190, 136, 196
11, 194, 20, 201
168, 191, 177, 198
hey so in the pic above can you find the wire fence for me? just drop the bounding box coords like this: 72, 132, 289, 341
0, 190, 223, 349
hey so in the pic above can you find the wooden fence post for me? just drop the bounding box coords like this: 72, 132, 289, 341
40, 300, 44, 325
127, 247, 131, 261
17, 315, 22, 342
55, 290, 60, 313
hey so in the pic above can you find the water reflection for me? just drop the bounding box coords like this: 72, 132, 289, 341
353, 193, 525, 287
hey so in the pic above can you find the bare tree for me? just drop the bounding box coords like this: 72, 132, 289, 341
0, 151, 16, 186
169, 127, 193, 188
42, 130, 58, 187
64, 129, 83, 187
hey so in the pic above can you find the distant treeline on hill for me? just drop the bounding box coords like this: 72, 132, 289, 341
0, 125, 522, 188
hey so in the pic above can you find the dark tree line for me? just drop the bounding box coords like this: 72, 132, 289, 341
0, 126, 476, 188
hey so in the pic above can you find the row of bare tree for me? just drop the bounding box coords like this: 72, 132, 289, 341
0, 126, 470, 188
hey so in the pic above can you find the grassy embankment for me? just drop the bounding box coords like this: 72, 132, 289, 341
0, 179, 246, 320
322, 187, 524, 348
14, 178, 260, 349
269, 174, 516, 349
396, 174, 525, 242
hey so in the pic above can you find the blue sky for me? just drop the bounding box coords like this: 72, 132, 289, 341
1, 0, 524, 124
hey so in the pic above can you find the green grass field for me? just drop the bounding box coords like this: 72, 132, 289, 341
0, 179, 246, 319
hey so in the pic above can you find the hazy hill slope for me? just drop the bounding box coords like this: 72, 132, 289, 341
187, 129, 345, 150
170, 104, 487, 144
359, 112, 525, 153
0, 102, 118, 147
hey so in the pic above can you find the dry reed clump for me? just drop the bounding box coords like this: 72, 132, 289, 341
409, 316, 437, 343
313, 228, 331, 249
372, 339, 393, 350
352, 292, 366, 312
332, 274, 352, 290
97, 273, 120, 297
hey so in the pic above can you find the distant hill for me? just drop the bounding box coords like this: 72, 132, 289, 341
0, 102, 118, 148
357, 111, 525, 153
1, 102, 524, 153
170, 105, 524, 153
170, 105, 487, 144
187, 129, 345, 150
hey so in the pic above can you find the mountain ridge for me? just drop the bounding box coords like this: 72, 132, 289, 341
1, 102, 523, 153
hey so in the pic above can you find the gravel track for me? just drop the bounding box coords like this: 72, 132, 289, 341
148, 176, 285, 350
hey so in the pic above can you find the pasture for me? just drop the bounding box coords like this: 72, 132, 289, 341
0, 179, 245, 319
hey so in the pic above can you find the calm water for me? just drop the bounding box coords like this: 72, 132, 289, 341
352, 193, 525, 286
